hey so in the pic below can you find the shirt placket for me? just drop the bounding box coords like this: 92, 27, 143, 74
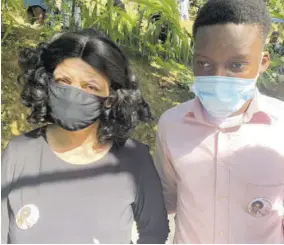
214, 131, 230, 243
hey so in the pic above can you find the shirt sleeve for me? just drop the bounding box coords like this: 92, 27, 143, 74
154, 121, 177, 213
282, 195, 284, 237
1, 141, 15, 244
132, 146, 169, 244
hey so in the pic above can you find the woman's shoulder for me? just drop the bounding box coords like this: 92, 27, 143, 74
5, 127, 45, 152
122, 138, 150, 153
116, 138, 153, 171
2, 127, 46, 185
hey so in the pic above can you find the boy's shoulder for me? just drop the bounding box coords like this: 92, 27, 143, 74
158, 99, 195, 128
259, 93, 284, 122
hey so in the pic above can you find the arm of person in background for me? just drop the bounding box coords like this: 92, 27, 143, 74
177, 0, 189, 21
132, 146, 169, 244
154, 120, 177, 214
177, 0, 191, 36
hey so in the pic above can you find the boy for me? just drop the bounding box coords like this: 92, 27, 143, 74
154, 0, 284, 243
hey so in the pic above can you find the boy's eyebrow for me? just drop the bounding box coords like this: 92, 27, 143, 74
194, 53, 251, 60
194, 53, 211, 59
230, 55, 250, 59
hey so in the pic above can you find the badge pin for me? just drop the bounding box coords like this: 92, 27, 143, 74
16, 204, 39, 230
93, 237, 100, 244
248, 198, 272, 217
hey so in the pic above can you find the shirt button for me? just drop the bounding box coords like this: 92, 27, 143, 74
218, 231, 224, 237
218, 196, 228, 201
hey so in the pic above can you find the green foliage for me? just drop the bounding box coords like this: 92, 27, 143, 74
1, 0, 193, 151
78, 0, 193, 65
1, 0, 284, 150
266, 0, 284, 19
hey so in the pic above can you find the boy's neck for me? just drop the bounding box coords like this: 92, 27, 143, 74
202, 99, 253, 128
231, 99, 253, 117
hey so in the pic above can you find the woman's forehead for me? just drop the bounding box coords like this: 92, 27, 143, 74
55, 58, 97, 72
54, 58, 108, 81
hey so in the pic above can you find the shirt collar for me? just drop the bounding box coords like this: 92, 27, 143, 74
184, 89, 272, 127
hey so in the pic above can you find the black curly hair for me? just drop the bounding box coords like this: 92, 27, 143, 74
17, 28, 152, 145
193, 0, 271, 43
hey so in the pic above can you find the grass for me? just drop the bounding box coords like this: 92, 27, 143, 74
130, 58, 193, 153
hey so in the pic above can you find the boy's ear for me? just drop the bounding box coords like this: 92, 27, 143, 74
260, 51, 270, 73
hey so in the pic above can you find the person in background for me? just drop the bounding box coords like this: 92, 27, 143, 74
1, 28, 169, 244
114, 0, 125, 10
178, 0, 190, 31
154, 0, 284, 243
24, 0, 47, 25
269, 31, 282, 55
269, 31, 280, 45
151, 0, 190, 43
60, 0, 81, 30
267, 31, 284, 82
178, 0, 189, 21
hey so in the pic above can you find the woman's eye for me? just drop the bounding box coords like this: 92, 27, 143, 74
84, 84, 98, 91
56, 79, 70, 85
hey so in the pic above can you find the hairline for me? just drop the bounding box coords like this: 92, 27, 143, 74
193, 23, 267, 46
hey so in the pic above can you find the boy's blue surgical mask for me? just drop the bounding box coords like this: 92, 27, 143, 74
192, 76, 258, 118
191, 58, 263, 119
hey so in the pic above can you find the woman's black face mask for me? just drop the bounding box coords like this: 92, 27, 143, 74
48, 81, 107, 131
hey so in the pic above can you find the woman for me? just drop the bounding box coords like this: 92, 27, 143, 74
1, 29, 169, 244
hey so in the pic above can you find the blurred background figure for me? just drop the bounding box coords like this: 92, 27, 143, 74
24, 0, 47, 25
269, 31, 282, 54
59, 0, 81, 30
267, 29, 284, 83
151, 0, 190, 43
114, 0, 125, 10
178, 0, 189, 21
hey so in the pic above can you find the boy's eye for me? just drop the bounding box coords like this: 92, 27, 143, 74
230, 62, 250, 71
231, 63, 244, 69
197, 61, 212, 69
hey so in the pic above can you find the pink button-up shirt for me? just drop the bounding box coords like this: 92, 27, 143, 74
154, 91, 284, 243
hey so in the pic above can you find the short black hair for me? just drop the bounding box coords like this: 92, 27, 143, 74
17, 28, 152, 145
193, 0, 271, 42
271, 31, 279, 36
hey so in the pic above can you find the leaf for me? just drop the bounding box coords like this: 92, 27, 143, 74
10, 121, 20, 136
172, 101, 180, 106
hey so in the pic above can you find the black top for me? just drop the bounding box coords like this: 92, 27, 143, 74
1, 128, 169, 244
